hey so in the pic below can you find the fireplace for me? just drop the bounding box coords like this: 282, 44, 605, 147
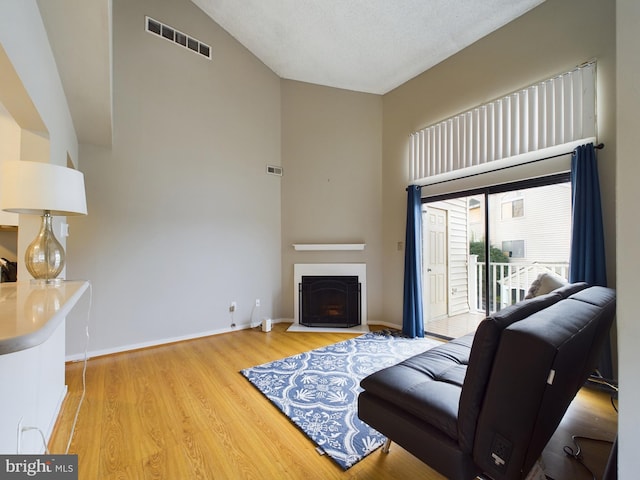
293, 263, 367, 328
299, 276, 361, 328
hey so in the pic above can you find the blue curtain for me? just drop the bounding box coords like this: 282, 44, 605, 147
570, 143, 607, 286
570, 142, 612, 378
402, 185, 424, 338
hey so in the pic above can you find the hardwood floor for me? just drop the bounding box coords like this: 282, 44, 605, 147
425, 311, 486, 339
541, 386, 617, 480
49, 323, 617, 480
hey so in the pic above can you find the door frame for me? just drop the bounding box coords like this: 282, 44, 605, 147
423, 205, 449, 321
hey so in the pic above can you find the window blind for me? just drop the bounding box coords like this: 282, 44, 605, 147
409, 62, 596, 182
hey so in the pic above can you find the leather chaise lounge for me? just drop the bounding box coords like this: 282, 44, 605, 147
358, 283, 616, 480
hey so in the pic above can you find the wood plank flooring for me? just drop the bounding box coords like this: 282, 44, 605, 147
49, 323, 617, 480
425, 311, 486, 339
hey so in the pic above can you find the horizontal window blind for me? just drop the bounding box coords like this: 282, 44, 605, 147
409, 62, 596, 182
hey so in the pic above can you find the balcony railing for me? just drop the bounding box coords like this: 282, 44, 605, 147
469, 255, 569, 313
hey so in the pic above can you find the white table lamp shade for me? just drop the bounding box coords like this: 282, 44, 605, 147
0, 160, 87, 284
0, 161, 87, 216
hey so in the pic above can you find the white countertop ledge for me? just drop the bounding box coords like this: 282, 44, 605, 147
0, 280, 89, 355
292, 244, 366, 251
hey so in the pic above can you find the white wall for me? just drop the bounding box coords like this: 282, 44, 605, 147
616, 0, 640, 476
280, 80, 383, 322
65, 0, 282, 356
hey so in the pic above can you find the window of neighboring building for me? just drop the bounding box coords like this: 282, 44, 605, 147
501, 192, 524, 219
502, 240, 525, 258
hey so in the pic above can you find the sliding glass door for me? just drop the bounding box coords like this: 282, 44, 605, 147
422, 174, 571, 338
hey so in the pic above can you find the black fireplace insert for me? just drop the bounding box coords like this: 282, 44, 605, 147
299, 275, 361, 328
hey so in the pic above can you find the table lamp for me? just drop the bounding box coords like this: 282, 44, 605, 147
0, 161, 87, 285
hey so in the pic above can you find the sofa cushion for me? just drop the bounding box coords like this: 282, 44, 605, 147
360, 336, 473, 442
551, 281, 589, 298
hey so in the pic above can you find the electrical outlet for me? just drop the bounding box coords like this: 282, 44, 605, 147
489, 433, 512, 473
255, 299, 260, 307
229, 302, 236, 312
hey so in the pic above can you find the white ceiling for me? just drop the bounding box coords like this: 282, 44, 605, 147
37, 0, 545, 147
191, 0, 545, 94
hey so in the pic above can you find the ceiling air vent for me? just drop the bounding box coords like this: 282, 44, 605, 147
146, 16, 212, 60
266, 165, 283, 176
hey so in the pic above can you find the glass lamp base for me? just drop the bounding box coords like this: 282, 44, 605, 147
30, 278, 64, 287
25, 212, 66, 283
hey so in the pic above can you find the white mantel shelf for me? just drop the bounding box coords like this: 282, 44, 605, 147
292, 244, 366, 251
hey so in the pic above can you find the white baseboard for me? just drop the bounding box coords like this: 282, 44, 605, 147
369, 320, 402, 329
65, 318, 402, 362
65, 318, 292, 362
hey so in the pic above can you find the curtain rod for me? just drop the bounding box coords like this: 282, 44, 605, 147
576, 142, 605, 151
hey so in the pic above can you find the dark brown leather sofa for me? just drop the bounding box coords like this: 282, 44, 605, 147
358, 283, 616, 480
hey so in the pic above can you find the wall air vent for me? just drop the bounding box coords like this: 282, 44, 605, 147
145, 16, 212, 60
266, 165, 283, 176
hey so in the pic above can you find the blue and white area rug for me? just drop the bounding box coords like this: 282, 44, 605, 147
240, 330, 441, 469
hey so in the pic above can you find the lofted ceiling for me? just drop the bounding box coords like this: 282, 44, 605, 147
192, 0, 545, 95
37, 0, 545, 147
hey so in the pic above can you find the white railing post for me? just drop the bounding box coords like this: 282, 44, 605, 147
478, 262, 569, 312
491, 263, 497, 312
477, 260, 484, 311
468, 255, 478, 312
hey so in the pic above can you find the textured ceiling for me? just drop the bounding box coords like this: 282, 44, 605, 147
191, 0, 545, 94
